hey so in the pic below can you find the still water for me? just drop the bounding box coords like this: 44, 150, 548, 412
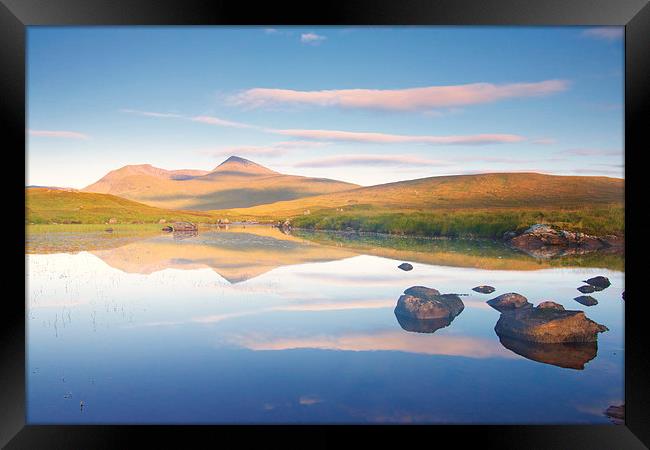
26, 225, 624, 424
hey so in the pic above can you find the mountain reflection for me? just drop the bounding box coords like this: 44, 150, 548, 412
496, 334, 598, 370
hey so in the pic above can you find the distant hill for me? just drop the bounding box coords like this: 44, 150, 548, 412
219, 172, 624, 217
26, 188, 217, 224
82, 156, 358, 210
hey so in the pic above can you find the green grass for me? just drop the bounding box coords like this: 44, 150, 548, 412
290, 204, 624, 239
26, 188, 218, 224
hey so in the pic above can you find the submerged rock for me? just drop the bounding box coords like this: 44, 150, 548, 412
497, 334, 598, 370
394, 287, 464, 321
604, 404, 625, 425
398, 262, 413, 271
487, 293, 532, 312
472, 285, 496, 294
574, 295, 598, 306
577, 285, 596, 294
494, 302, 608, 344
583, 276, 611, 290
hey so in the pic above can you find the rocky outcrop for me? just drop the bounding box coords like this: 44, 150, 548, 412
504, 224, 622, 258
494, 302, 608, 343
472, 285, 495, 294
394, 287, 464, 321
398, 262, 413, 271
497, 334, 598, 370
487, 293, 532, 312
583, 276, 611, 290
574, 295, 598, 306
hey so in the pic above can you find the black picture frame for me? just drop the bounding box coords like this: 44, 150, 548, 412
2, 0, 648, 448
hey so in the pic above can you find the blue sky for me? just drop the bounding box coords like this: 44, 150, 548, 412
27, 26, 624, 188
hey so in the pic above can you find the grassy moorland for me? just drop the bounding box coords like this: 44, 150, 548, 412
26, 188, 218, 224
211, 173, 625, 238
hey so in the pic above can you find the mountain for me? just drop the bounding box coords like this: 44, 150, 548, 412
217, 172, 624, 217
82, 156, 358, 210
26, 187, 217, 224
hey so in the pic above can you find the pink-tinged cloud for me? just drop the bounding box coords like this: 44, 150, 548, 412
233, 80, 569, 111
582, 27, 624, 41
29, 129, 89, 139
300, 32, 326, 44
294, 154, 451, 168
272, 128, 524, 145
191, 115, 256, 129
120, 109, 182, 118
208, 141, 327, 158
559, 148, 622, 157
530, 138, 557, 145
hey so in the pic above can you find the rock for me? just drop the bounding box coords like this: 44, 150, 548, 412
497, 334, 598, 370
472, 285, 495, 294
108, 218, 118, 224
161, 226, 173, 232
583, 276, 611, 289
158, 219, 166, 224
171, 222, 197, 232
104, 228, 113, 233
502, 231, 517, 240
622, 291, 625, 301
487, 293, 532, 312
398, 262, 413, 271
494, 303, 608, 343
604, 404, 625, 425
574, 295, 598, 306
403, 286, 440, 298
507, 223, 608, 256
395, 314, 455, 334
537, 301, 565, 310
577, 285, 596, 294
394, 288, 464, 321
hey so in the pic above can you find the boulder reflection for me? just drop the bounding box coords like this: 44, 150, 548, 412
496, 334, 598, 370
395, 314, 456, 334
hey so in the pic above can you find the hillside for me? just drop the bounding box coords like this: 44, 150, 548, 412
26, 188, 217, 224
83, 156, 358, 210
214, 172, 625, 238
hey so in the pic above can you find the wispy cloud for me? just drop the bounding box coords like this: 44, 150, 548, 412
120, 109, 183, 118
272, 128, 525, 145
530, 138, 557, 145
205, 141, 327, 158
558, 148, 622, 157
300, 32, 327, 45
582, 27, 624, 41
294, 154, 451, 168
29, 129, 89, 139
190, 115, 255, 129
232, 80, 569, 111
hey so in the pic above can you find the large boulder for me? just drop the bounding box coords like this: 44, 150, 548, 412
487, 293, 532, 312
497, 334, 598, 370
583, 276, 611, 290
172, 222, 197, 232
472, 285, 496, 294
394, 288, 464, 321
494, 302, 608, 343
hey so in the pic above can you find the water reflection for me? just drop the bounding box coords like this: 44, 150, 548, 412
497, 334, 598, 370
26, 225, 625, 424
395, 314, 456, 334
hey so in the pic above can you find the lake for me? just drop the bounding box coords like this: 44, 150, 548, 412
26, 225, 624, 424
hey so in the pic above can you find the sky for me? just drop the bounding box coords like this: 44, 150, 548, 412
27, 26, 624, 188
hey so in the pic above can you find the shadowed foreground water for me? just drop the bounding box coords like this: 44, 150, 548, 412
26, 225, 624, 424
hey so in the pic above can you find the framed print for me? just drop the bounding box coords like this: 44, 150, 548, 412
2, 0, 649, 448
